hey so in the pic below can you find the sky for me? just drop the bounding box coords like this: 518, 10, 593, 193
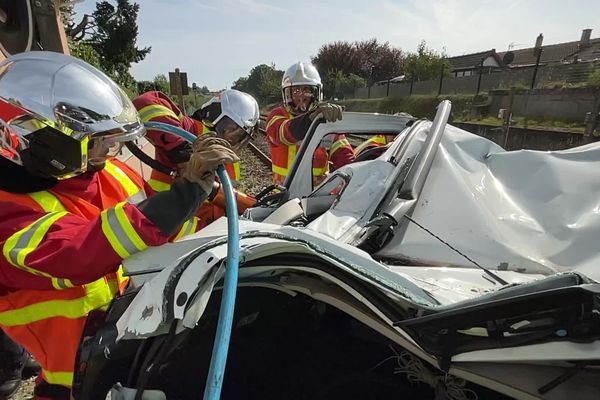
74, 0, 600, 90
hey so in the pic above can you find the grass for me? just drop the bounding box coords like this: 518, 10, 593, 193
454, 115, 586, 133
336, 94, 479, 119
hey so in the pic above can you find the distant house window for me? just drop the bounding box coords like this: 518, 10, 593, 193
456, 71, 464, 77
464, 70, 473, 77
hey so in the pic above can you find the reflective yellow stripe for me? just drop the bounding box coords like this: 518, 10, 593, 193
138, 104, 180, 122
265, 115, 286, 131
104, 161, 146, 204
43, 370, 74, 387
0, 278, 115, 326
272, 164, 289, 176
100, 202, 148, 259
330, 138, 350, 156
174, 217, 198, 241
313, 167, 326, 176
80, 136, 89, 166
278, 119, 295, 146
148, 178, 171, 192
372, 135, 388, 145
288, 144, 297, 170
232, 162, 241, 181
354, 135, 388, 156
28, 191, 66, 213
2, 212, 75, 289
104, 161, 138, 198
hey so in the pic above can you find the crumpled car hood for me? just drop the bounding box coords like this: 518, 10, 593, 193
314, 122, 600, 282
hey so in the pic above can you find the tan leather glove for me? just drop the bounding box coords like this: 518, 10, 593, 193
179, 133, 240, 193
310, 103, 343, 123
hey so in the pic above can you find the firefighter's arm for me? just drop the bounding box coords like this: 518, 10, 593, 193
133, 95, 192, 166
0, 202, 168, 289
329, 134, 356, 171
0, 179, 209, 288
266, 110, 313, 146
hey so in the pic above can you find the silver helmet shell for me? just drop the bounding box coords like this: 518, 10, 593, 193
200, 89, 259, 136
0, 51, 145, 178
281, 61, 323, 112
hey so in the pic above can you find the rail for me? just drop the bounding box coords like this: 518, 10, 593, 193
247, 113, 271, 166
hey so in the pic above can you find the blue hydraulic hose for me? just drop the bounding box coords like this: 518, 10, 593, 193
142, 122, 239, 400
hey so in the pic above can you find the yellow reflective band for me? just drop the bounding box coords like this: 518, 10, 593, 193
278, 120, 295, 146
101, 202, 148, 259
114, 203, 148, 251
28, 191, 67, 213
313, 167, 326, 176
43, 370, 74, 387
3, 211, 68, 276
266, 115, 286, 131
329, 138, 350, 156
288, 144, 297, 169
138, 104, 180, 122
201, 124, 211, 134
51, 277, 75, 290
148, 178, 171, 192
272, 165, 289, 176
232, 162, 241, 181
0, 277, 115, 326
373, 135, 388, 145
80, 136, 89, 167
174, 217, 198, 241
104, 161, 140, 198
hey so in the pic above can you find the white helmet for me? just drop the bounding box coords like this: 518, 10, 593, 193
281, 61, 323, 112
197, 89, 259, 136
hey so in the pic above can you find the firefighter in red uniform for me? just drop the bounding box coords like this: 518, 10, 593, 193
353, 134, 396, 158
266, 62, 355, 186
133, 89, 259, 223
0, 52, 238, 400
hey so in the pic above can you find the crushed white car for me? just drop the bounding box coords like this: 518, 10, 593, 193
73, 101, 600, 400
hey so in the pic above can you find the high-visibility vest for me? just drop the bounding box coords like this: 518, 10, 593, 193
0, 159, 149, 388
136, 102, 241, 192
353, 135, 390, 157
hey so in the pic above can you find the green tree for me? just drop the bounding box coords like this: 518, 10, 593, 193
89, 0, 151, 89
312, 39, 403, 83
153, 74, 169, 93
403, 41, 452, 82
232, 64, 283, 105
200, 85, 211, 95
324, 70, 366, 99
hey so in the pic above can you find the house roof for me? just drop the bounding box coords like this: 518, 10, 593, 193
497, 37, 600, 66
447, 49, 504, 71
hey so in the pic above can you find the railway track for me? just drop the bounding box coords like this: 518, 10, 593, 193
247, 114, 271, 166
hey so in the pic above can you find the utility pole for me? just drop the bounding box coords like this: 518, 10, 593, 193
192, 82, 198, 107
476, 59, 484, 95
438, 63, 445, 95
531, 33, 544, 90
169, 68, 189, 114
503, 88, 516, 149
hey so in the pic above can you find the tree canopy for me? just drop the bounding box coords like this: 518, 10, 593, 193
232, 64, 284, 105
403, 41, 452, 82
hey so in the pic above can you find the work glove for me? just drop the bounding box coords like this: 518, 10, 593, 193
310, 103, 344, 123
179, 133, 240, 193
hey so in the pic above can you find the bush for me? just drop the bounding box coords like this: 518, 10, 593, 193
587, 69, 600, 88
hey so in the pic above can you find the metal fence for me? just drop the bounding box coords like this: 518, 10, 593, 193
352, 60, 600, 99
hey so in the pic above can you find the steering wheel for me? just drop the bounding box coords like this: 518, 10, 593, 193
253, 184, 287, 207
354, 145, 389, 162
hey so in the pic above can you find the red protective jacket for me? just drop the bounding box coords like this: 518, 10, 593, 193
266, 105, 355, 185
0, 158, 202, 389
